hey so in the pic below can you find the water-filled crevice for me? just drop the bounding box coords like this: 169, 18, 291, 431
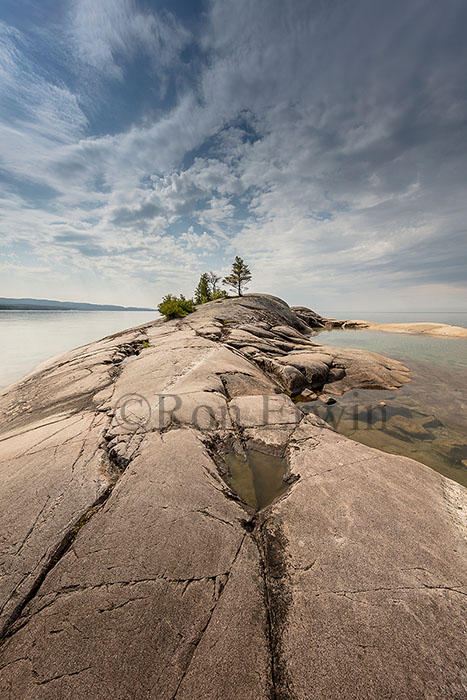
223, 448, 289, 510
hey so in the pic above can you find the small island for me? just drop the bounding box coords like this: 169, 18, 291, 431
0, 292, 465, 699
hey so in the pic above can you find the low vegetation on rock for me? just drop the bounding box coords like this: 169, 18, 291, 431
157, 294, 196, 319
158, 257, 250, 319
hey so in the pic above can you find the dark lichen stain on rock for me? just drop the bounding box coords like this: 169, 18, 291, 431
254, 519, 294, 700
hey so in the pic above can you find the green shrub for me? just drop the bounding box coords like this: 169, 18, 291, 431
157, 294, 196, 320
211, 289, 228, 300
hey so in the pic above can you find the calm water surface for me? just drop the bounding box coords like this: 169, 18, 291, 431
305, 323, 467, 487
0, 310, 157, 389
224, 449, 288, 510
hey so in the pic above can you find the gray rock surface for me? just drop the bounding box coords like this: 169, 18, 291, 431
0, 294, 465, 699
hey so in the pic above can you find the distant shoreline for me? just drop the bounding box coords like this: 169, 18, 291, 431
0, 306, 155, 312
0, 302, 154, 312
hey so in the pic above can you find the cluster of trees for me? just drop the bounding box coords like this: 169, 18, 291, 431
157, 256, 251, 320
194, 271, 227, 304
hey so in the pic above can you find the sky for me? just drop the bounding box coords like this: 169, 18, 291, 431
0, 0, 466, 312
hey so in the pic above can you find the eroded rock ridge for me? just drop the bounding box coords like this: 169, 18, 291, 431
0, 295, 465, 699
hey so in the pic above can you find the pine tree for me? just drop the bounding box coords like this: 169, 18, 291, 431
207, 271, 221, 295
222, 256, 252, 296
194, 273, 211, 304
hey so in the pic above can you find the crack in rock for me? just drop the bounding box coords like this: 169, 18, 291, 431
170, 534, 246, 699
253, 520, 293, 700
0, 434, 135, 643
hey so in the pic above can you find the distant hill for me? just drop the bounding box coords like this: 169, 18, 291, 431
0, 297, 155, 312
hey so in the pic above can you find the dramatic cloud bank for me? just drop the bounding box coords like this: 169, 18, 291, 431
1, 0, 466, 310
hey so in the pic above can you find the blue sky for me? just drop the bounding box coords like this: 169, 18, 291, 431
1, 0, 466, 311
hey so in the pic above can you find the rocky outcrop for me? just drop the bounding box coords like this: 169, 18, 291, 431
293, 308, 467, 338
290, 305, 327, 328
329, 318, 467, 338
0, 294, 465, 699
360, 321, 467, 338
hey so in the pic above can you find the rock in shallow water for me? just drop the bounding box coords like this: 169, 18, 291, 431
318, 393, 337, 405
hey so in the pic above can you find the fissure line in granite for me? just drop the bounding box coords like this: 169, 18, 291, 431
0, 422, 134, 644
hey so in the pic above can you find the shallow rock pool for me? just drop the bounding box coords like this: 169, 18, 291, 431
224, 449, 289, 510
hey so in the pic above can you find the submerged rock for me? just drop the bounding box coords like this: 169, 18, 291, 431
422, 415, 444, 429
0, 294, 465, 699
436, 440, 467, 460
388, 415, 432, 440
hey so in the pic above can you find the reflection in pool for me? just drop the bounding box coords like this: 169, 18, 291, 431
224, 449, 289, 510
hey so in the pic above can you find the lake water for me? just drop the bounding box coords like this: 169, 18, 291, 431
0, 310, 158, 389
303, 320, 467, 487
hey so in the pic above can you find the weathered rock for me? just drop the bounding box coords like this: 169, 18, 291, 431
342, 319, 370, 329
327, 366, 346, 382
261, 359, 308, 394
265, 420, 467, 699
265, 338, 295, 352
270, 325, 311, 341
276, 352, 332, 388
228, 394, 302, 428
319, 346, 411, 394
290, 305, 326, 328
236, 324, 277, 339
219, 371, 280, 398
323, 318, 345, 328
225, 328, 285, 355
318, 393, 337, 405
0, 294, 465, 700
237, 345, 262, 358
300, 388, 317, 400
195, 323, 223, 340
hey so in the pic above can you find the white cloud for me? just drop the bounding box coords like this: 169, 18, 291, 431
70, 0, 189, 80
179, 227, 219, 251
1, 0, 466, 311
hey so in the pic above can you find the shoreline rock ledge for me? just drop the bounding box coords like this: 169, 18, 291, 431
0, 294, 465, 699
